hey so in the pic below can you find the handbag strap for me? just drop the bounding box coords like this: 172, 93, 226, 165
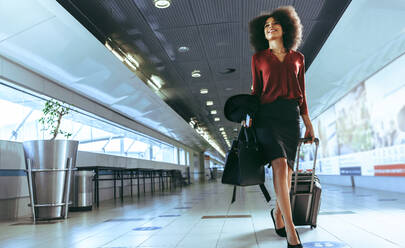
231, 186, 237, 203
231, 185, 270, 204
243, 126, 250, 143
242, 127, 260, 150
259, 184, 271, 202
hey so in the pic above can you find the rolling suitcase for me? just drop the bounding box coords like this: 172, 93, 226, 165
290, 137, 321, 229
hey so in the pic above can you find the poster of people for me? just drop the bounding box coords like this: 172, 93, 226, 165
301, 54, 405, 176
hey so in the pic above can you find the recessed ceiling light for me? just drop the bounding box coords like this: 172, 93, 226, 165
191, 70, 201, 78
219, 127, 224, 131
225, 87, 233, 91
153, 0, 171, 8
214, 117, 220, 122
178, 46, 190, 53
200, 88, 208, 94
233, 128, 238, 132
206, 101, 213, 106
210, 110, 217, 115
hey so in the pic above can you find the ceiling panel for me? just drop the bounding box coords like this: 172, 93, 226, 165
56, 0, 352, 153
190, 0, 242, 24
175, 60, 213, 83
217, 79, 242, 93
155, 27, 204, 62
242, 0, 294, 28
134, 0, 195, 29
199, 23, 241, 59
294, 0, 325, 20
188, 81, 217, 95
209, 58, 241, 82
300, 20, 317, 48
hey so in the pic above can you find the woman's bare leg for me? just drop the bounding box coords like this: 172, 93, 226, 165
274, 166, 293, 228
272, 158, 299, 245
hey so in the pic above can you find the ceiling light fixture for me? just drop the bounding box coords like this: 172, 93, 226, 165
206, 101, 213, 106
125, 54, 140, 68
210, 110, 217, 115
111, 49, 124, 62
124, 58, 137, 71
214, 117, 220, 122
153, 0, 171, 8
150, 74, 164, 89
105, 39, 126, 62
105, 41, 113, 51
189, 119, 225, 157
219, 127, 224, 131
178, 46, 190, 53
200, 88, 208, 94
147, 80, 159, 91
191, 70, 201, 78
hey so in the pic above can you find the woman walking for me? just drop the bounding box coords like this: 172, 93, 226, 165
247, 6, 315, 248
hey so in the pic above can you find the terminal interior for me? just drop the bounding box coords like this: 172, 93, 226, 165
1, 0, 405, 247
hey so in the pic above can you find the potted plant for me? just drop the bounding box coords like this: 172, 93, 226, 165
38, 99, 73, 140
23, 99, 79, 221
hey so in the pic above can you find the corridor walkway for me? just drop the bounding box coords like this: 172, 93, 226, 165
0, 180, 404, 248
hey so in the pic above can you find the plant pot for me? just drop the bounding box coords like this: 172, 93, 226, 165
23, 140, 79, 221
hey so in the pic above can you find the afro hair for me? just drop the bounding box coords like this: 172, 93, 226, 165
249, 6, 303, 53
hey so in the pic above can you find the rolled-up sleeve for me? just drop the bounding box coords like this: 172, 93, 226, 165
251, 55, 261, 96
298, 56, 308, 115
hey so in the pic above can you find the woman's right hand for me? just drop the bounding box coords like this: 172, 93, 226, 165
241, 119, 252, 127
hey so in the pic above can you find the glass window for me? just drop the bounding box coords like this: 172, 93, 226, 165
124, 139, 150, 160
185, 151, 189, 166
179, 148, 186, 165
174, 147, 179, 164
0, 82, 185, 165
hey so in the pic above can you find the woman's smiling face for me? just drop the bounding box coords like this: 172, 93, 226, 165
264, 17, 283, 41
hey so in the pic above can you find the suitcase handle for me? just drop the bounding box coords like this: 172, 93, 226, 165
294, 138, 319, 193
292, 137, 319, 223
298, 137, 319, 145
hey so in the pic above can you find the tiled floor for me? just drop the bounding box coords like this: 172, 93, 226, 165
1, 180, 405, 248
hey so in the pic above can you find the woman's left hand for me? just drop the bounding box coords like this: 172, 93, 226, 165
304, 123, 315, 144
301, 114, 315, 144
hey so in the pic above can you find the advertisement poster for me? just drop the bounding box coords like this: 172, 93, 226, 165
301, 53, 405, 176
334, 82, 374, 156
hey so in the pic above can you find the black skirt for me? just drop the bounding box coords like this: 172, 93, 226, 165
254, 98, 301, 169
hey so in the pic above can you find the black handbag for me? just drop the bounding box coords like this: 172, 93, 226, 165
221, 126, 270, 203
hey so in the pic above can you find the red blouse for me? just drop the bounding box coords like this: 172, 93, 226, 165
251, 49, 308, 115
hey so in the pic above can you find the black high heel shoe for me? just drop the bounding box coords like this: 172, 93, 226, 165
270, 208, 286, 237
287, 229, 302, 248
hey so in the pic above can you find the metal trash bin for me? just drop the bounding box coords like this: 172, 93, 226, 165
70, 170, 93, 211
23, 140, 78, 222
212, 168, 218, 179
